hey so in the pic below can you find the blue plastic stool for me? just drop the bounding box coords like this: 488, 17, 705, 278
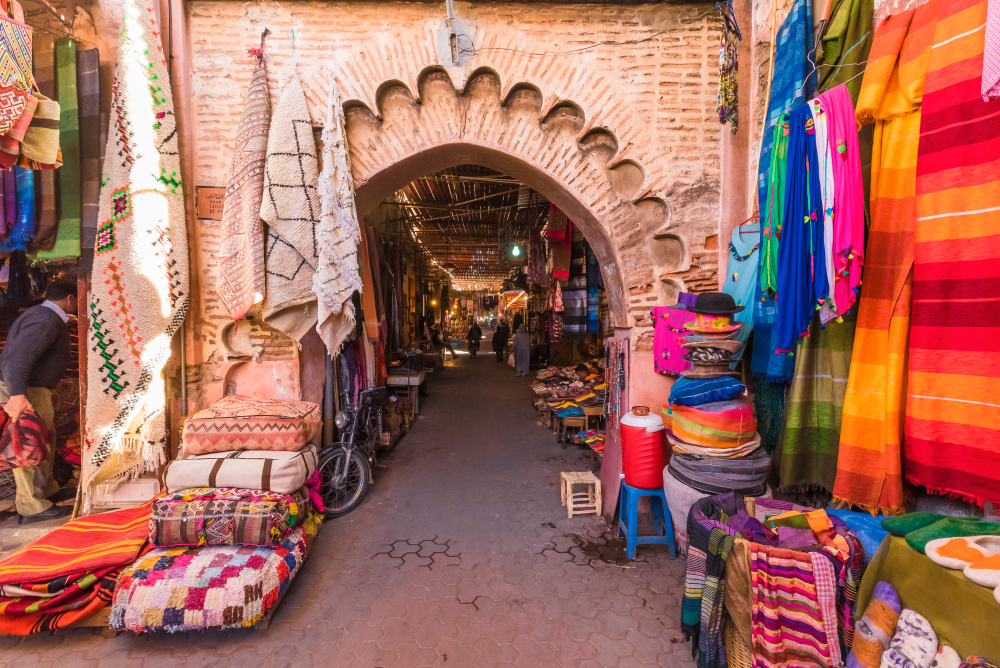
617, 481, 676, 559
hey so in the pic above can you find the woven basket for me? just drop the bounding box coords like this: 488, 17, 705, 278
724, 613, 754, 668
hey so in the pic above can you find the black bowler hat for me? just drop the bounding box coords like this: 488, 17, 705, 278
690, 292, 744, 315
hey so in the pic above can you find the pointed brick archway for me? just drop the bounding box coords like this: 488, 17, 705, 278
341, 67, 664, 329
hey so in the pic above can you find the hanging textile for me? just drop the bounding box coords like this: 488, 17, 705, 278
0, 168, 29, 252
985, 0, 1000, 100
27, 31, 57, 253
721, 221, 760, 355
357, 223, 378, 340
260, 74, 320, 341
775, 104, 829, 355
652, 306, 696, 376
217, 51, 268, 321
77, 48, 101, 272
31, 38, 79, 262
874, 0, 933, 29
315, 63, 363, 354
820, 84, 866, 317
756, 0, 815, 224
904, 0, 1000, 507
586, 250, 600, 331
550, 222, 571, 280
816, 0, 877, 102
83, 0, 189, 510
833, 2, 940, 515
527, 218, 544, 285
807, 97, 837, 323
760, 116, 787, 297
776, 310, 857, 497
716, 15, 739, 133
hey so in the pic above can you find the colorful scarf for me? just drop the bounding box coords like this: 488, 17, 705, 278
833, 3, 940, 515
816, 0, 877, 103
217, 54, 269, 321
904, 0, 1000, 507
31, 38, 80, 263
756, 0, 815, 225
315, 64, 363, 354
749, 545, 840, 668
760, 116, 788, 297
77, 48, 101, 271
821, 84, 866, 317
83, 0, 190, 509
777, 309, 857, 497
0, 167, 30, 251
806, 97, 836, 323
775, 104, 829, 354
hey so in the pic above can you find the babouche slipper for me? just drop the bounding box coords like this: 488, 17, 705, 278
925, 535, 1000, 570
963, 553, 1000, 589
847, 581, 900, 668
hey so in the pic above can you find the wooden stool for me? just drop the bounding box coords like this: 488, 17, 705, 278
582, 406, 604, 430
560, 471, 602, 518
560, 416, 587, 447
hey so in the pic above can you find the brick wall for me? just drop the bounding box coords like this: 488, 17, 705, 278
184, 0, 725, 400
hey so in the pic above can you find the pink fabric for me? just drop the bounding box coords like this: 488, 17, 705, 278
985, 0, 1000, 101
651, 306, 695, 376
820, 84, 865, 317
811, 552, 843, 668
305, 469, 325, 513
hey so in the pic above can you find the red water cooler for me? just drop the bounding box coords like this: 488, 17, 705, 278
620, 408, 667, 489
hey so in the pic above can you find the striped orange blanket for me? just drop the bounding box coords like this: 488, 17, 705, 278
833, 3, 941, 515
0, 501, 152, 634
904, 0, 1000, 507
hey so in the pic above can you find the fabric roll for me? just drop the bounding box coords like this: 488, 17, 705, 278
0, 167, 31, 251
904, 0, 1000, 507
668, 449, 769, 496
756, 0, 815, 229
833, 2, 940, 515
33, 38, 80, 262
76, 48, 100, 271
31, 171, 56, 252
816, 0, 877, 102
775, 104, 828, 355
31, 30, 54, 98
667, 396, 757, 449
259, 74, 320, 341
776, 309, 857, 496
218, 55, 269, 321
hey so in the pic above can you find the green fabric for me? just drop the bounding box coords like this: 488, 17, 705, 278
857, 536, 1000, 659
905, 517, 1000, 554
775, 310, 857, 494
815, 0, 876, 103
881, 512, 947, 537
32, 38, 80, 263
760, 114, 789, 296
753, 376, 786, 455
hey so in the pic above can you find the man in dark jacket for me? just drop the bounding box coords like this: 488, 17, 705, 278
0, 280, 78, 523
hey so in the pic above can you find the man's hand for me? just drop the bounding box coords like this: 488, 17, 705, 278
4, 394, 32, 421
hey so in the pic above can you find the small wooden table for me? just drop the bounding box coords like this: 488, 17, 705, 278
388, 370, 426, 415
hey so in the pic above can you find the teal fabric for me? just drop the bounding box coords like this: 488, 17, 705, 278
722, 222, 760, 359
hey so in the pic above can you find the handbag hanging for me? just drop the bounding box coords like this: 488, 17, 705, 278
0, 0, 33, 135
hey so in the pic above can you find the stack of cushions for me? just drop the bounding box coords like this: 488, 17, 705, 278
663, 378, 766, 497
110, 395, 323, 633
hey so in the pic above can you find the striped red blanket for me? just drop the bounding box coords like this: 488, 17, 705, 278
904, 0, 1000, 507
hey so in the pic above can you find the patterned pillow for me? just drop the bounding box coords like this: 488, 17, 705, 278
149, 487, 309, 547
667, 376, 746, 407
181, 395, 320, 455
111, 524, 312, 633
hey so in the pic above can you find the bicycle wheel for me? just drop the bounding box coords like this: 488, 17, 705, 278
318, 447, 371, 518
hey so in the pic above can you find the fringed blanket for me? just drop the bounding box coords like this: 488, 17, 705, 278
218, 54, 269, 322
904, 0, 1000, 507
0, 501, 152, 634
83, 0, 190, 508
315, 67, 363, 354
260, 73, 320, 341
749, 545, 841, 668
833, 3, 940, 515
777, 311, 856, 497
111, 521, 314, 633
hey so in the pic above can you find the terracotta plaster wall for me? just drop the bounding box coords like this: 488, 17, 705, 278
184, 0, 727, 407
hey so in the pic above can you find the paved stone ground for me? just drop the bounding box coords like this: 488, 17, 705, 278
0, 350, 695, 668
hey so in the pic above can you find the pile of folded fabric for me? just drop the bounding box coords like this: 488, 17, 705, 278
572, 429, 604, 454
109, 395, 325, 633
0, 501, 153, 634
682, 494, 866, 668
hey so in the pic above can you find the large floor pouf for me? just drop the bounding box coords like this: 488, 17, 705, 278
110, 525, 309, 632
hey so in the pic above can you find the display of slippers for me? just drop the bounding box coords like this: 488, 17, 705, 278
847, 581, 901, 668
931, 646, 963, 668
882, 608, 938, 668
964, 553, 1000, 589
925, 535, 1000, 570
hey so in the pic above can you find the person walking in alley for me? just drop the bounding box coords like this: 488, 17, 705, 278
492, 318, 509, 362
0, 280, 78, 524
511, 324, 531, 376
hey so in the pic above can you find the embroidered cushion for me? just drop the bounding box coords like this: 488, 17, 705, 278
149, 487, 310, 547
181, 395, 320, 455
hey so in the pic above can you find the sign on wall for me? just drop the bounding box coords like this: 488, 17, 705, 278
195, 186, 226, 220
